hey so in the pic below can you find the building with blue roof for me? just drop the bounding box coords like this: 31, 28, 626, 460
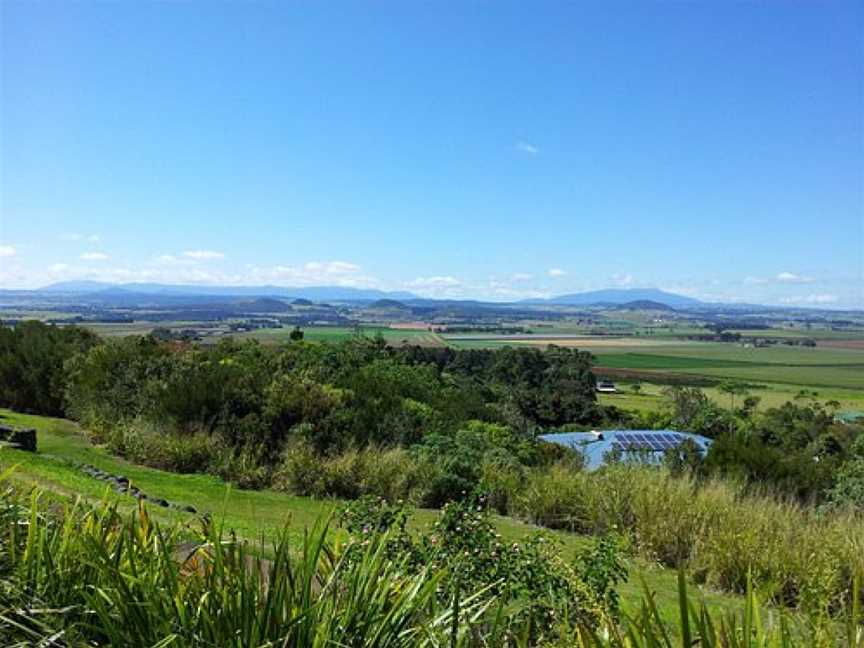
538, 429, 712, 470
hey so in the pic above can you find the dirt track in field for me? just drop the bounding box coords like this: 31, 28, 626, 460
817, 340, 864, 350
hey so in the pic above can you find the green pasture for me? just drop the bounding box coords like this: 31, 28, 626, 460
729, 328, 864, 341
444, 334, 864, 391
600, 379, 864, 413
236, 325, 444, 346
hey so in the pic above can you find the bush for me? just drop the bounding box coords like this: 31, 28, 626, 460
513, 462, 864, 615
272, 438, 326, 496
339, 495, 605, 642
103, 418, 226, 474
273, 441, 424, 502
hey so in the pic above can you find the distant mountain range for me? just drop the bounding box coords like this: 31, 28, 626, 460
38, 281, 418, 302
524, 288, 703, 308
8, 282, 705, 309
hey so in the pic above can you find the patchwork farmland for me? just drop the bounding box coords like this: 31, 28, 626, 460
441, 332, 864, 410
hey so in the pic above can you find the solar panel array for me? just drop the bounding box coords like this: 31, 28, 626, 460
610, 432, 690, 453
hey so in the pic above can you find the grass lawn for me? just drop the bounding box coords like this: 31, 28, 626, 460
0, 407, 742, 621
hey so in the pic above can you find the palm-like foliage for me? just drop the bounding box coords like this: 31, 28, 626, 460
1, 472, 861, 647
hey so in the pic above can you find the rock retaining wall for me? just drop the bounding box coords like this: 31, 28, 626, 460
0, 424, 37, 452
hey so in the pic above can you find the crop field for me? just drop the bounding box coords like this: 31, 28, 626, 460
445, 334, 692, 348
599, 380, 864, 413
0, 408, 741, 619
444, 334, 864, 397
729, 328, 864, 340
234, 325, 446, 346
78, 322, 162, 336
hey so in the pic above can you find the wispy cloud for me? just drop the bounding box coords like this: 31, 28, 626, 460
745, 271, 814, 285
408, 276, 461, 289
250, 260, 377, 288
612, 273, 635, 287
304, 260, 361, 275
779, 293, 838, 305
80, 252, 110, 261
548, 268, 566, 277
775, 271, 814, 284
61, 233, 100, 243
182, 250, 225, 260
515, 141, 539, 156
0, 245, 16, 258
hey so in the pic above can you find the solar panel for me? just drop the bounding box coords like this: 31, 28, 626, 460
617, 434, 637, 448
610, 431, 711, 454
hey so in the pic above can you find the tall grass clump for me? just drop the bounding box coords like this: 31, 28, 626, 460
272, 440, 423, 501
2, 470, 862, 647
0, 477, 486, 646
516, 464, 864, 618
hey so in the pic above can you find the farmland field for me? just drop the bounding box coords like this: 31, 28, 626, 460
443, 333, 864, 401
729, 328, 864, 340
235, 325, 446, 346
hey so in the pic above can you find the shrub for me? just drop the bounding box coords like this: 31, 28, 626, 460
272, 438, 325, 496
103, 418, 226, 474
340, 495, 605, 643
517, 463, 591, 532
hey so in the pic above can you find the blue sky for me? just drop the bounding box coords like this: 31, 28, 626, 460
1, 1, 862, 307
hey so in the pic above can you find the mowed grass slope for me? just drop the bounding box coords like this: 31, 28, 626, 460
0, 407, 741, 620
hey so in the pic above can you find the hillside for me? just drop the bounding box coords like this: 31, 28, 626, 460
538, 289, 702, 308
0, 407, 740, 620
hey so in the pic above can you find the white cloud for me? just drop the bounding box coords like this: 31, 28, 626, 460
775, 271, 814, 284
304, 260, 361, 275
80, 252, 110, 261
779, 294, 838, 305
510, 273, 534, 282
61, 233, 100, 243
745, 272, 814, 285
548, 268, 566, 277
408, 276, 461, 289
48, 263, 70, 273
0, 245, 16, 258
249, 260, 378, 288
182, 250, 225, 260
612, 273, 634, 287
515, 141, 539, 156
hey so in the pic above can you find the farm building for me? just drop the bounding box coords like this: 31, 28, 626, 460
595, 380, 617, 393
835, 411, 864, 425
539, 429, 711, 470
